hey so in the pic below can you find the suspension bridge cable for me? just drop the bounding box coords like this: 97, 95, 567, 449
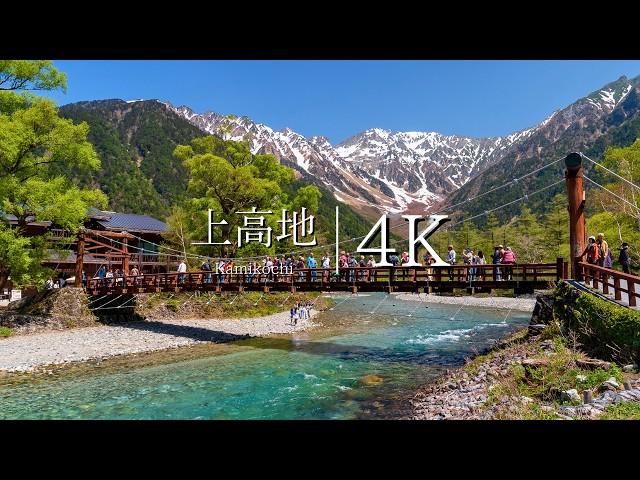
581, 153, 640, 192
433, 157, 563, 214
446, 179, 566, 229
90, 294, 124, 311
583, 175, 640, 214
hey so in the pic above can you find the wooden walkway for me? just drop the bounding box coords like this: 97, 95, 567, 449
87, 263, 564, 296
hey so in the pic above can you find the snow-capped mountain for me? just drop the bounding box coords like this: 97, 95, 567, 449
166, 74, 638, 219
168, 105, 533, 216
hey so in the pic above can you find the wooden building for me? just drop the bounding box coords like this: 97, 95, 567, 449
5, 209, 178, 279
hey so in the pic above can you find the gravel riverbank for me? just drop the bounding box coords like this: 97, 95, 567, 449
0, 310, 318, 373
395, 293, 537, 312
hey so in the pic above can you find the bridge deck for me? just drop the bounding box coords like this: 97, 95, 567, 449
87, 264, 562, 296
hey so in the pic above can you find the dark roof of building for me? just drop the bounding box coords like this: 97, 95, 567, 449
92, 211, 167, 233
2, 209, 167, 234
1, 213, 52, 227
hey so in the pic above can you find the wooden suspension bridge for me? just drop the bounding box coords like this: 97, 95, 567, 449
77, 152, 640, 310
86, 262, 565, 296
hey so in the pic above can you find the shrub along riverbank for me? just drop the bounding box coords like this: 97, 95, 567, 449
552, 281, 640, 363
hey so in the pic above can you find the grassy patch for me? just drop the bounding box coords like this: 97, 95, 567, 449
600, 401, 640, 420
136, 291, 330, 319
479, 334, 623, 418
0, 326, 12, 338
464, 352, 493, 375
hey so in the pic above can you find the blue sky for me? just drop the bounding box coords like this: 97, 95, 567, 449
48, 60, 640, 144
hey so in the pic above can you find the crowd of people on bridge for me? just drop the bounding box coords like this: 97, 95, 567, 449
84, 231, 635, 290
580, 232, 633, 274
441, 244, 518, 281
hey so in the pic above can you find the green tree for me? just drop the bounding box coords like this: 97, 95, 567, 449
0, 61, 107, 289
599, 140, 640, 230
543, 194, 570, 261
485, 212, 500, 248
512, 205, 545, 263
173, 136, 296, 257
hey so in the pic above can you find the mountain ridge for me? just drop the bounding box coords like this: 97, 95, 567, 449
59, 72, 640, 226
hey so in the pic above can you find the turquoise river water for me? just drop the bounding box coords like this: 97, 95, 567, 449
0, 293, 530, 419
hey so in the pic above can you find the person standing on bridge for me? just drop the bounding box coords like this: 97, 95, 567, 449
105, 268, 114, 288
216, 258, 225, 284
581, 236, 599, 265
596, 233, 612, 270
501, 247, 516, 280
468, 250, 477, 281
177, 259, 187, 285
580, 236, 600, 283
447, 245, 456, 281
367, 255, 376, 281
307, 253, 318, 281
96, 265, 106, 279
201, 259, 212, 284
321, 251, 331, 281
619, 243, 631, 274
475, 251, 486, 281
492, 246, 503, 281
463, 248, 473, 281
130, 266, 140, 287
423, 252, 434, 281
359, 255, 367, 281
348, 253, 358, 282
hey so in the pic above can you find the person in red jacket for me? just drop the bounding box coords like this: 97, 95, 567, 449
581, 236, 600, 265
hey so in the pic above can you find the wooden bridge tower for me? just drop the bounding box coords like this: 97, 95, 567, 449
564, 152, 586, 279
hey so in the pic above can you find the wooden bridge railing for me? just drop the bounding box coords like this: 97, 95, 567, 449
577, 261, 640, 307
86, 261, 563, 294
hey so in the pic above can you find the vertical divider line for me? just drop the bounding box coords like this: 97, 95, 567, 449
335, 206, 340, 275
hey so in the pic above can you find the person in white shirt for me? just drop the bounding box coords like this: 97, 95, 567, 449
447, 245, 456, 281
177, 260, 187, 284
265, 256, 274, 281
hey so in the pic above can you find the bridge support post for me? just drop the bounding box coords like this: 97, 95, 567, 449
565, 152, 586, 280
74, 231, 85, 288
556, 257, 564, 281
